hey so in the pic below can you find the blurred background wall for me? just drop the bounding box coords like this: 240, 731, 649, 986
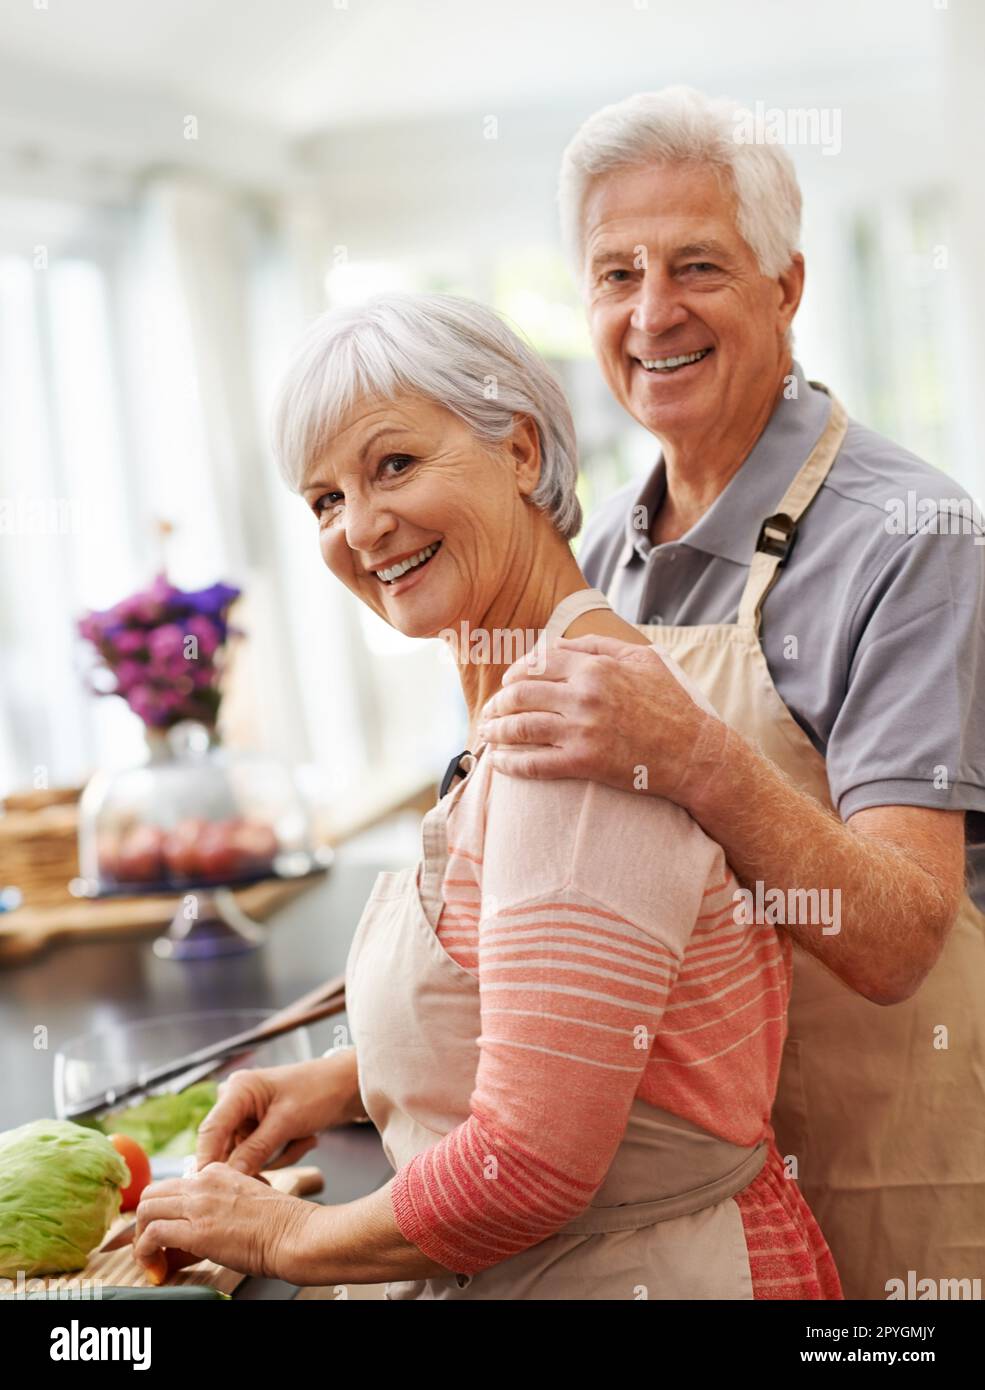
1, 0, 982, 819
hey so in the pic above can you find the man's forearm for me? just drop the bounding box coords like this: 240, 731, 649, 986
677, 718, 955, 1004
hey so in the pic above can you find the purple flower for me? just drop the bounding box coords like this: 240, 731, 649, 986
114, 629, 148, 655
147, 624, 187, 661
78, 614, 101, 643
125, 684, 160, 724
184, 582, 241, 618
189, 663, 218, 689
113, 659, 148, 694
156, 651, 200, 686
184, 615, 221, 659
111, 593, 159, 625
155, 688, 188, 716
147, 573, 181, 607
77, 574, 242, 733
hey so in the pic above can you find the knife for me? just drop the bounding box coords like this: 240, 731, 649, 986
64, 975, 346, 1123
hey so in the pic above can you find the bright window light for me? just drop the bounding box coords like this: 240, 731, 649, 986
324, 259, 416, 305
359, 604, 418, 655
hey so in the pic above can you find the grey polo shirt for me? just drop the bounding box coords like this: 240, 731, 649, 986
577, 361, 985, 912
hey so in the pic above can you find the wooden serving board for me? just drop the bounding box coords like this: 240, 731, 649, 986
45, 1164, 325, 1296
0, 876, 321, 966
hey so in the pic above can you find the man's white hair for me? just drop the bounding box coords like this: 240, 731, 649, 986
271, 292, 582, 539
558, 85, 803, 283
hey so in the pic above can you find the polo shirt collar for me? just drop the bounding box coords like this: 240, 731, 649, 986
622, 361, 834, 566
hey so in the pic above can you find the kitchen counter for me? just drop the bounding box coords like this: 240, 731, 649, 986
0, 827, 414, 1299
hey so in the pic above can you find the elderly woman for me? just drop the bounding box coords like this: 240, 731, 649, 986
134, 292, 841, 1300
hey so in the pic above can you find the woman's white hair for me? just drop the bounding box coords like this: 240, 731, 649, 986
558, 85, 802, 283
271, 292, 583, 540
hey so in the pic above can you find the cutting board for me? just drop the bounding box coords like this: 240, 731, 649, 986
0, 876, 321, 966
44, 1164, 325, 1296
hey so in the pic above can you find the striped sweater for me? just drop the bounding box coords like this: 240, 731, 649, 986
390, 664, 840, 1298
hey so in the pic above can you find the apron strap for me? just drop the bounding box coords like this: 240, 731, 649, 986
607, 386, 849, 629
539, 586, 614, 643
422, 589, 611, 918
421, 585, 614, 913
559, 1136, 769, 1235
418, 742, 486, 922
736, 386, 849, 633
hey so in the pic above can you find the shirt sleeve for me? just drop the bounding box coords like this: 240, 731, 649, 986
389, 768, 723, 1275
826, 519, 985, 821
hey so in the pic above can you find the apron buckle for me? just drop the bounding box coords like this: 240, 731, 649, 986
439, 749, 472, 799
755, 512, 796, 563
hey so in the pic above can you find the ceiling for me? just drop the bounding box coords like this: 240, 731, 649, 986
0, 0, 944, 136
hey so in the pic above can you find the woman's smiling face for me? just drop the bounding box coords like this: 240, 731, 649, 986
300, 394, 539, 638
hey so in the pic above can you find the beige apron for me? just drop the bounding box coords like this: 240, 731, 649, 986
345, 747, 776, 1300
608, 385, 985, 1300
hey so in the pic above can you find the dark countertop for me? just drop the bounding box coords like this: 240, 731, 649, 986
0, 840, 407, 1299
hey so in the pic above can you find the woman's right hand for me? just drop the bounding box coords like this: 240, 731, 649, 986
195, 1050, 365, 1176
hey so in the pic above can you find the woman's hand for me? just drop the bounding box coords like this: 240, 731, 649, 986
133, 1163, 317, 1283
195, 1051, 365, 1176
478, 633, 726, 813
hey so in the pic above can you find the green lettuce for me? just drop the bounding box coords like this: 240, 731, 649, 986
0, 1120, 129, 1278
95, 1081, 219, 1157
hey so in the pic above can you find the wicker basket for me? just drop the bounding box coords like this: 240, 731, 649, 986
0, 789, 83, 907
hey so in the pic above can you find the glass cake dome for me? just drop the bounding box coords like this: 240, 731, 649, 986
76, 722, 318, 898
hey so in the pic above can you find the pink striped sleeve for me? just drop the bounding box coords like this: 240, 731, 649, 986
391, 769, 721, 1275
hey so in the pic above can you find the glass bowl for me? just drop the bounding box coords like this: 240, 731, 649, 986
54, 1010, 313, 1176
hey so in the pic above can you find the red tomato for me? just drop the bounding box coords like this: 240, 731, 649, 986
109, 1133, 152, 1211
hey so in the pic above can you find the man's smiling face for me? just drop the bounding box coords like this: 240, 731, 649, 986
581, 161, 800, 441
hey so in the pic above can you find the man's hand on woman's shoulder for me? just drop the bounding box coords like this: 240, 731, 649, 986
478, 631, 726, 813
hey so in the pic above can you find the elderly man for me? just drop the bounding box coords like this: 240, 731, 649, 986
477, 86, 985, 1300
